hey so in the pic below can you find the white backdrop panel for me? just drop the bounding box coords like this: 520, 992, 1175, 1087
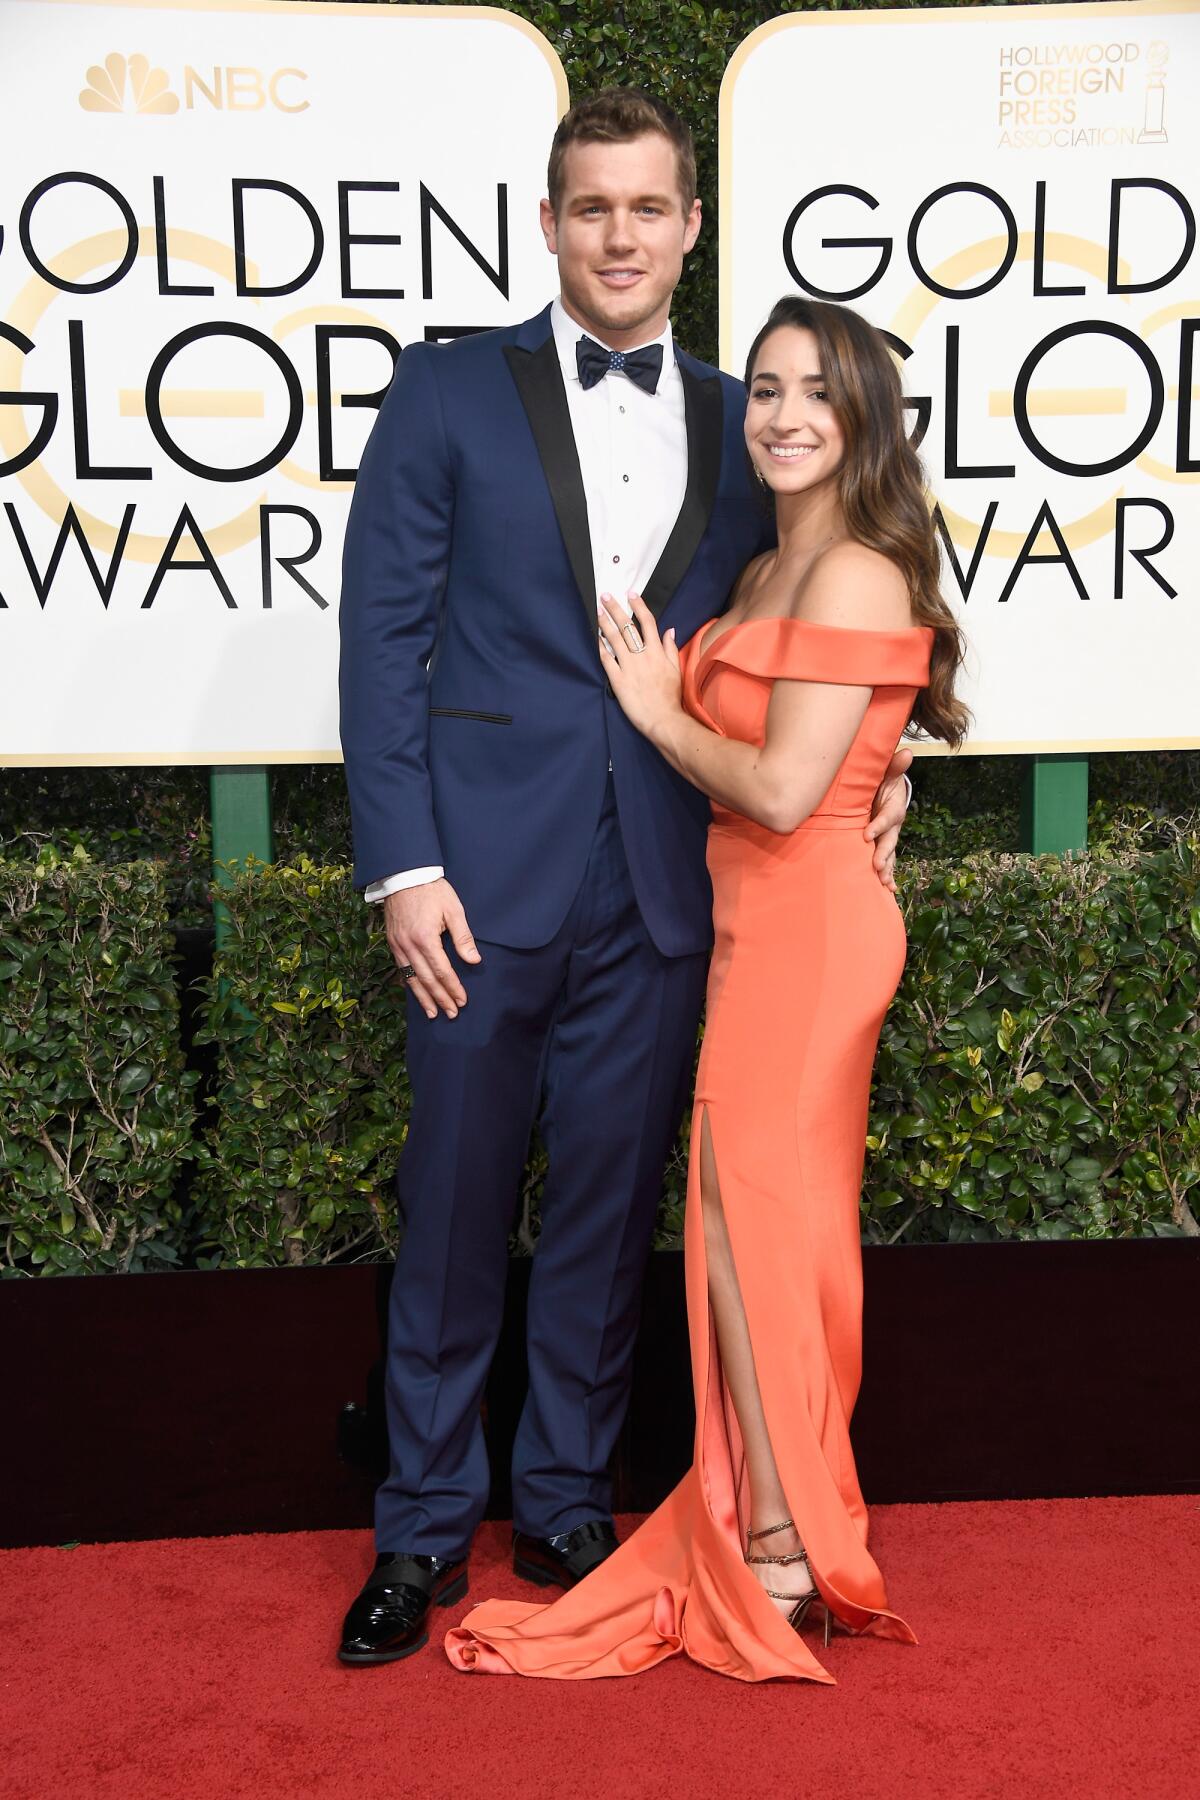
0, 0, 567, 763
721, 1, 1200, 753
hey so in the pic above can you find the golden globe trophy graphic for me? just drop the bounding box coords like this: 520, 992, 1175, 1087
1138, 42, 1169, 144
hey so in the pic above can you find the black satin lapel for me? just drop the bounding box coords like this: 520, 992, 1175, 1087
641, 366, 723, 620
503, 340, 595, 633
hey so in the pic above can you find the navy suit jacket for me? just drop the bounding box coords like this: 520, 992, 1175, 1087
339, 304, 770, 958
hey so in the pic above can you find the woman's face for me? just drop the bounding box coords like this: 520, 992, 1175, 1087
744, 326, 846, 497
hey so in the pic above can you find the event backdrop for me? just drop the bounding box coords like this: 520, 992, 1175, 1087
0, 0, 567, 763
722, 0, 1199, 753
3, 1, 1198, 765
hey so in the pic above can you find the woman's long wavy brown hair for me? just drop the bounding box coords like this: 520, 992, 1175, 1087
744, 297, 969, 747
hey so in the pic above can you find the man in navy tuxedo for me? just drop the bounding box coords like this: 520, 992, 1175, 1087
337, 89, 911, 1664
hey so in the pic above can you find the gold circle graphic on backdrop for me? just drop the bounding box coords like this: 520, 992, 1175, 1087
0, 228, 268, 562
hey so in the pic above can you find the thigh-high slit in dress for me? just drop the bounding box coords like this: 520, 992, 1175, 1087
445, 616, 932, 1684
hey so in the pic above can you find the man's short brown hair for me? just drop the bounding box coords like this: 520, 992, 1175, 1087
547, 88, 697, 215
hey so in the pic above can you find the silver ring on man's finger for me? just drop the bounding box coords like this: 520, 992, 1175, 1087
398, 963, 417, 980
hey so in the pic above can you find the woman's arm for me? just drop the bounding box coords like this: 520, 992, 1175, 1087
599, 544, 912, 837
651, 665, 870, 835
602, 599, 869, 835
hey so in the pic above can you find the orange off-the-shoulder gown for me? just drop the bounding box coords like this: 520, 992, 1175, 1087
446, 615, 933, 1684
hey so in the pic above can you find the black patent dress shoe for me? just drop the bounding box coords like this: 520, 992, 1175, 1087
512, 1520, 618, 1590
338, 1552, 468, 1665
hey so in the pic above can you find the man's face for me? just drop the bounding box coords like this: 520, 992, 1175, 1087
540, 132, 702, 349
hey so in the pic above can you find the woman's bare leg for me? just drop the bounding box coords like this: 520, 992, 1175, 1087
699, 1112, 813, 1617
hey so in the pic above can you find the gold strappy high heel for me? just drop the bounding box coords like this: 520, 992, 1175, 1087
744, 1518, 832, 1647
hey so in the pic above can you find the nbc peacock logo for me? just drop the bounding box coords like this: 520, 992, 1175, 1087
79, 53, 180, 115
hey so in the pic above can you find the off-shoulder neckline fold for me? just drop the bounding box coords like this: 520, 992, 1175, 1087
697, 614, 935, 666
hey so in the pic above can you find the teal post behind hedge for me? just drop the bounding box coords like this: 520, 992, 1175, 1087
210, 770, 273, 946
1020, 756, 1089, 855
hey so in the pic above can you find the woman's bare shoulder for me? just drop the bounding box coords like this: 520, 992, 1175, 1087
729, 549, 774, 609
790, 541, 913, 630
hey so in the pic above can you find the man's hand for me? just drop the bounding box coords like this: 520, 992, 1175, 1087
865, 747, 914, 893
383, 879, 481, 1019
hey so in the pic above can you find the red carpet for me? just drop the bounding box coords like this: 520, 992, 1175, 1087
3, 1497, 1196, 1800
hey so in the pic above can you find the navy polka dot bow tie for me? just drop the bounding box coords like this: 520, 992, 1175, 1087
575, 336, 664, 396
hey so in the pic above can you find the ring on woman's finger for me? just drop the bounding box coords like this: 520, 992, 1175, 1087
622, 622, 645, 654
398, 963, 417, 980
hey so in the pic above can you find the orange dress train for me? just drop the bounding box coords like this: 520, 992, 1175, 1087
445, 616, 933, 1684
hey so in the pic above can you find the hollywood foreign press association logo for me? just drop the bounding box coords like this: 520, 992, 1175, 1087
79, 53, 179, 115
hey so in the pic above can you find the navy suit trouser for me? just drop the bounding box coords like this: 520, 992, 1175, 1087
374, 782, 709, 1555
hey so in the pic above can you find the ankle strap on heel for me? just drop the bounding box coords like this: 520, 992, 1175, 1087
745, 1519, 812, 1568
745, 1518, 794, 1556
745, 1518, 794, 1543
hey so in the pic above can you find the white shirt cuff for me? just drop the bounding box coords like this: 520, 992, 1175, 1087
365, 866, 444, 904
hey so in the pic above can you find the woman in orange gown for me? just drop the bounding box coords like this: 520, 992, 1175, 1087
446, 298, 967, 1684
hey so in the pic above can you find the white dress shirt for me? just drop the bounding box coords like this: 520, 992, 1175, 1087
366, 296, 690, 903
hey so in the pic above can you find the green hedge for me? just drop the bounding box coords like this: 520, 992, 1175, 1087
186, 827, 1199, 1266
4, 752, 1199, 929
185, 853, 675, 1266
2, 834, 1196, 1273
866, 838, 1200, 1243
0, 852, 197, 1275
189, 859, 409, 1266
189, 856, 552, 1265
